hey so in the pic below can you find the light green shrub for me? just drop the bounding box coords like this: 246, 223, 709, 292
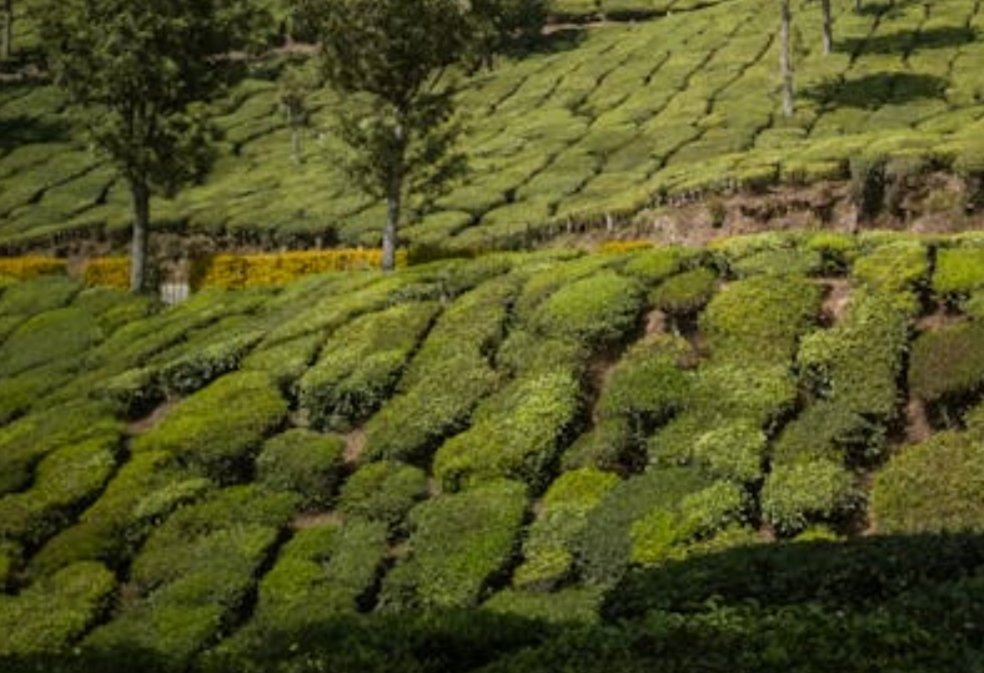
338, 461, 428, 532
933, 247, 984, 299
0, 307, 103, 377
649, 268, 718, 314
852, 241, 929, 293
761, 459, 857, 535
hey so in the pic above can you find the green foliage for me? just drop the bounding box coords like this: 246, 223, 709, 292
255, 429, 346, 508
852, 241, 929, 293
873, 430, 984, 534
483, 587, 603, 625
156, 329, 265, 397
379, 480, 527, 609
933, 247, 984, 299
0, 562, 116, 657
620, 247, 698, 287
761, 459, 857, 535
133, 372, 287, 480
530, 271, 644, 349
0, 307, 103, 377
513, 468, 619, 590
909, 320, 984, 406
299, 301, 440, 430
0, 276, 79, 317
649, 268, 717, 314
364, 277, 515, 463
338, 461, 428, 532
433, 370, 582, 491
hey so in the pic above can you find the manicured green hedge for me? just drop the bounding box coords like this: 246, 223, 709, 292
299, 301, 441, 431
761, 459, 858, 535
649, 268, 718, 314
872, 430, 984, 533
338, 461, 428, 533
0, 561, 116, 657
620, 246, 698, 286
379, 480, 527, 609
364, 277, 516, 463
0, 276, 79, 317
852, 241, 929, 293
256, 429, 346, 508
156, 329, 265, 397
530, 271, 644, 350
513, 468, 620, 590
241, 332, 323, 391
0, 307, 103, 377
433, 370, 582, 491
909, 320, 984, 407
933, 247, 984, 299
0, 433, 119, 546
133, 372, 288, 480
483, 586, 604, 625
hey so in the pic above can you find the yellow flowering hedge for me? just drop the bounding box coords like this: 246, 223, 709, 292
192, 250, 408, 289
83, 258, 130, 289
0, 256, 67, 279
599, 241, 653, 254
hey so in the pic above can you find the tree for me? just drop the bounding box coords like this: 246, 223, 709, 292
278, 61, 317, 165
38, 0, 267, 292
470, 0, 549, 68
1, 0, 12, 61
305, 0, 476, 272
820, 0, 833, 55
780, 0, 794, 116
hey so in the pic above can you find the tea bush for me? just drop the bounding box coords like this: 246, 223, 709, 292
338, 461, 429, 533
255, 429, 346, 508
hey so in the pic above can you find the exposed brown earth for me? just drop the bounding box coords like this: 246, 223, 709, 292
126, 400, 176, 435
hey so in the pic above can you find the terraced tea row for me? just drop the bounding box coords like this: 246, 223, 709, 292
1, 231, 983, 667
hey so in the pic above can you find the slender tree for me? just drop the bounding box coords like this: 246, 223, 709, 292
38, 0, 267, 292
780, 0, 795, 116
1, 0, 12, 61
279, 62, 316, 165
305, 0, 475, 272
821, 0, 833, 55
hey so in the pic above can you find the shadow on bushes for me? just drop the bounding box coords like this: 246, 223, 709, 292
804, 72, 948, 109
836, 26, 978, 56
6, 534, 984, 673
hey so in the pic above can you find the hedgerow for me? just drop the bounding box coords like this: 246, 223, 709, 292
620, 246, 699, 286
513, 468, 620, 590
0, 307, 103, 377
483, 586, 604, 625
932, 247, 984, 300
649, 268, 718, 314
379, 480, 527, 610
0, 276, 78, 317
133, 372, 288, 480
852, 241, 929, 293
255, 429, 346, 508
761, 459, 858, 535
338, 461, 428, 533
0, 561, 116, 657
909, 320, 984, 409
872, 430, 984, 534
299, 301, 440, 431
433, 367, 582, 492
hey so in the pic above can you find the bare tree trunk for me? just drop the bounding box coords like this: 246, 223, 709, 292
1, 0, 12, 61
854, 0, 862, 13
821, 0, 833, 54
780, 0, 795, 117
130, 179, 150, 293
382, 123, 405, 273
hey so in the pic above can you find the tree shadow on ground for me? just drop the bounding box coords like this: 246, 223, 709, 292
5, 533, 984, 673
836, 25, 978, 55
803, 72, 948, 109
0, 115, 71, 150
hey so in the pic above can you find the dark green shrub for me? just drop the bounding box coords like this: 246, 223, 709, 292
156, 329, 265, 397
338, 461, 428, 532
909, 320, 984, 406
771, 401, 882, 466
379, 480, 527, 610
483, 587, 604, 625
0, 433, 119, 546
649, 268, 717, 314
872, 430, 984, 533
932, 247, 984, 299
255, 429, 345, 508
561, 418, 635, 471
240, 332, 323, 391
0, 307, 103, 377
299, 301, 441, 430
0, 561, 116, 657
575, 467, 713, 586
761, 458, 857, 535
805, 232, 859, 273
133, 372, 288, 480
530, 271, 644, 350
433, 369, 582, 491
93, 367, 163, 420
363, 276, 515, 463
0, 359, 77, 423
513, 468, 620, 590
689, 420, 767, 483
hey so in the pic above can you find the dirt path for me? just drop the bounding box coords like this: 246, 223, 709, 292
126, 400, 176, 435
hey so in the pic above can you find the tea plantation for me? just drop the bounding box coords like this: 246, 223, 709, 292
3, 0, 984, 252
2, 231, 984, 671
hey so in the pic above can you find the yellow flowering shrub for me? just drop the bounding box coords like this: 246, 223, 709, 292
599, 241, 653, 254
83, 258, 130, 289
193, 249, 408, 289
0, 257, 67, 279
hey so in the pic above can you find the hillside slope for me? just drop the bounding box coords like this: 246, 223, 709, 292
1, 231, 983, 669
2, 0, 984, 252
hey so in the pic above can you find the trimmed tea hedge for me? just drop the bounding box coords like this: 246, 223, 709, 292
255, 429, 346, 508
